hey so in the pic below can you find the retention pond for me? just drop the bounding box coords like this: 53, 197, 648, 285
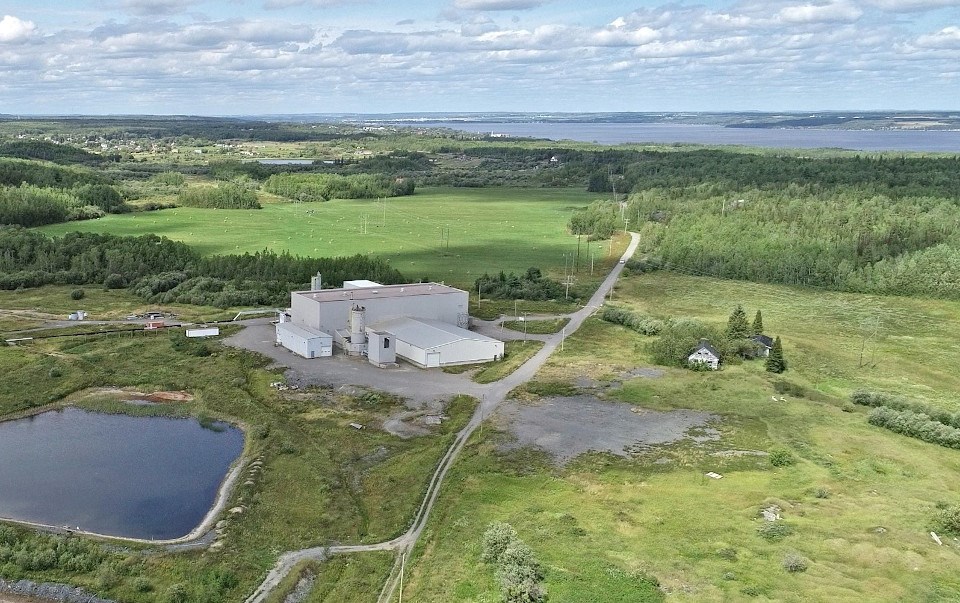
0, 406, 244, 540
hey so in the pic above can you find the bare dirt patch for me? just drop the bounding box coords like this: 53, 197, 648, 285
73, 387, 193, 403
496, 394, 718, 464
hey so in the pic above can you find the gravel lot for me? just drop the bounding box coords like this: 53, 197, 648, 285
496, 394, 718, 464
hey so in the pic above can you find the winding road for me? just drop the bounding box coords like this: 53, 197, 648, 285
244, 232, 640, 603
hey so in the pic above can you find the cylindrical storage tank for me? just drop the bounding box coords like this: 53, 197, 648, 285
311, 272, 322, 291
350, 305, 366, 344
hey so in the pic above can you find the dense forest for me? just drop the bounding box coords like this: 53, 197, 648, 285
0, 228, 405, 307
620, 185, 960, 298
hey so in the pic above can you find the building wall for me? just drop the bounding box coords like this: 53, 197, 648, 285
434, 339, 504, 366
366, 330, 396, 365
292, 289, 469, 337
276, 324, 332, 358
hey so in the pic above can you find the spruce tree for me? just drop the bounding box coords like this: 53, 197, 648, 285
766, 336, 786, 373
752, 310, 764, 335
727, 305, 750, 339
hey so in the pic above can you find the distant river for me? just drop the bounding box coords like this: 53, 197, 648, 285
410, 122, 960, 153
0, 407, 244, 540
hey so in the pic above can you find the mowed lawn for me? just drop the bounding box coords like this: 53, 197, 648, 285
402, 273, 960, 602
38, 187, 601, 288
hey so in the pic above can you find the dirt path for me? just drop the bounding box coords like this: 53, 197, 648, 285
244, 232, 640, 603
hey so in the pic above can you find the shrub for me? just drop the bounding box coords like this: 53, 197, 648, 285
164, 583, 189, 603
813, 487, 831, 499
933, 505, 960, 535
868, 406, 960, 450
757, 522, 794, 541
769, 448, 796, 467
70, 288, 85, 300
482, 522, 520, 564
782, 553, 808, 573
481, 522, 547, 603
132, 576, 153, 592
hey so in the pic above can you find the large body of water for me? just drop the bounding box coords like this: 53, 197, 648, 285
412, 122, 960, 153
0, 407, 244, 540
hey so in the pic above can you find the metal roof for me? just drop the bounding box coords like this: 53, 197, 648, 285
293, 282, 464, 303
370, 317, 500, 350
277, 322, 332, 340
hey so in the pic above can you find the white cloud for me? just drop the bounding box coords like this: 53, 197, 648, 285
863, 0, 960, 11
778, 2, 863, 24
453, 0, 545, 11
0, 15, 36, 43
916, 25, 960, 48
114, 0, 195, 17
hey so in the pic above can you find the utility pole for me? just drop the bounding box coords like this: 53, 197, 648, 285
477, 280, 481, 308
561, 327, 566, 352
399, 552, 405, 603
576, 234, 581, 271
590, 245, 595, 275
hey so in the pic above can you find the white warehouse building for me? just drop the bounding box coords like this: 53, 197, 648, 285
279, 281, 503, 368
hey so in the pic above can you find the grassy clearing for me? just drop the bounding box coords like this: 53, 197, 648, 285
0, 285, 232, 328
502, 317, 570, 334
473, 340, 544, 384
38, 187, 624, 289
0, 328, 475, 602
404, 272, 960, 602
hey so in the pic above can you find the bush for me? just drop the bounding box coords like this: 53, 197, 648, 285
164, 583, 189, 603
132, 576, 153, 592
481, 522, 547, 603
868, 406, 960, 450
782, 553, 808, 573
70, 288, 85, 300
813, 487, 831, 499
756, 522, 794, 541
769, 448, 796, 467
601, 306, 664, 335
933, 505, 960, 535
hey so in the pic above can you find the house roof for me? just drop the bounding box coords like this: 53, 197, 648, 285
370, 317, 500, 350
689, 338, 721, 358
751, 334, 775, 348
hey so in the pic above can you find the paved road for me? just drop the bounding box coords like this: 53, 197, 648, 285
243, 233, 641, 603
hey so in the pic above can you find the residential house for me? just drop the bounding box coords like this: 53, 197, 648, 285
688, 339, 721, 370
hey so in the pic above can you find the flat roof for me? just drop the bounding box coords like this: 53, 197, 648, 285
277, 322, 332, 340
343, 279, 382, 288
371, 317, 500, 350
293, 282, 465, 303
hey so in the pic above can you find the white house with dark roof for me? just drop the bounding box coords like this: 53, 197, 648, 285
688, 339, 721, 370
750, 334, 775, 358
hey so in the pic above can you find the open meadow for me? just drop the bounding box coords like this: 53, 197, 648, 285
38, 187, 609, 290
400, 271, 960, 602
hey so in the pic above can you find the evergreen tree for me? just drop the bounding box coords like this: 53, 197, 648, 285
726, 305, 750, 339
766, 336, 786, 373
752, 310, 764, 335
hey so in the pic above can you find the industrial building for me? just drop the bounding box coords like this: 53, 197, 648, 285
277, 279, 503, 367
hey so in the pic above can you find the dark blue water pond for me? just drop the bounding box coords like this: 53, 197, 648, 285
0, 407, 244, 540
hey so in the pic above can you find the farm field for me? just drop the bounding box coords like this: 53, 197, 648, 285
38, 187, 610, 289
401, 271, 960, 602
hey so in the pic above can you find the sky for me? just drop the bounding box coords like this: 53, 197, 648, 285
1, 0, 959, 115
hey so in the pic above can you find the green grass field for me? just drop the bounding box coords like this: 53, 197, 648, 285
401, 271, 960, 602
39, 187, 613, 289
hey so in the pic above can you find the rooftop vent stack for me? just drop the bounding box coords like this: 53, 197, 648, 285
311, 272, 322, 291
350, 305, 366, 345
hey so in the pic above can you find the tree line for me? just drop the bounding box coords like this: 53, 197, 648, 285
262, 173, 415, 202
625, 184, 960, 299
0, 227, 406, 307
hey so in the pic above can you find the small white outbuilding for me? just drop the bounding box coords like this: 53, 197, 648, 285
276, 322, 333, 359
